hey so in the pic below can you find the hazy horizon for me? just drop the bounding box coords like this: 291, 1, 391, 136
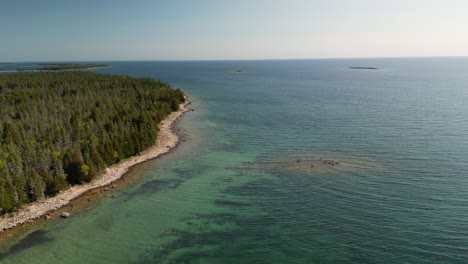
4, 55, 468, 64
2, 0, 468, 62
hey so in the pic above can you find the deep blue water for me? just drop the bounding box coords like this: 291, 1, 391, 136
1, 58, 468, 263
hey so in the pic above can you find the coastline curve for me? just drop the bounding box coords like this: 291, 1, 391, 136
0, 97, 191, 232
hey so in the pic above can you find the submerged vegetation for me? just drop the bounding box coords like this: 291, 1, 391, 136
0, 71, 184, 213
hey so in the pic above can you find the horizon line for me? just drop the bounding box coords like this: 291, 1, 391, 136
2, 55, 468, 64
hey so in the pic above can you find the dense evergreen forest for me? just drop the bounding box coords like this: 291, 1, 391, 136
0, 72, 185, 214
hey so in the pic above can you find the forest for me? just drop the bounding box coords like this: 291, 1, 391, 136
0, 71, 185, 214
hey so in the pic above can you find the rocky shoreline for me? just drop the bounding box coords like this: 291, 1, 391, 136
0, 97, 190, 232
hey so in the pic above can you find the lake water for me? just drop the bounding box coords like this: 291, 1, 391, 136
1, 58, 468, 263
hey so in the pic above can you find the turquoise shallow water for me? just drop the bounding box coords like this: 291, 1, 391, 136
1, 58, 468, 263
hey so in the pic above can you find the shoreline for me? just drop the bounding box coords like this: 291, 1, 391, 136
0, 97, 190, 232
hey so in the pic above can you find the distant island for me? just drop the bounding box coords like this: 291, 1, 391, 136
0, 62, 14, 65
0, 71, 186, 230
232, 70, 245, 74
33, 63, 109, 71
348, 67, 379, 70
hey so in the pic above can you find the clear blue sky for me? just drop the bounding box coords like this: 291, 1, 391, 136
1, 0, 468, 61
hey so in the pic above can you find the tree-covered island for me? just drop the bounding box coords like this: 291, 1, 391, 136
0, 72, 185, 214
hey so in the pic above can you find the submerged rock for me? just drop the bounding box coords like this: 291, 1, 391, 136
244, 153, 383, 175
60, 212, 70, 218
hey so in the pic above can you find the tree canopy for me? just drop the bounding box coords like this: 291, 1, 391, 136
0, 71, 184, 213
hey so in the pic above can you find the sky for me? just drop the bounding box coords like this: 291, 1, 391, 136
1, 0, 468, 62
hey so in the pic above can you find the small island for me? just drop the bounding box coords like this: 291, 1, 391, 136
348, 67, 379, 70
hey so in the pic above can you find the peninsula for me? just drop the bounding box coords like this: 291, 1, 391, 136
16, 63, 109, 71
0, 72, 187, 230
